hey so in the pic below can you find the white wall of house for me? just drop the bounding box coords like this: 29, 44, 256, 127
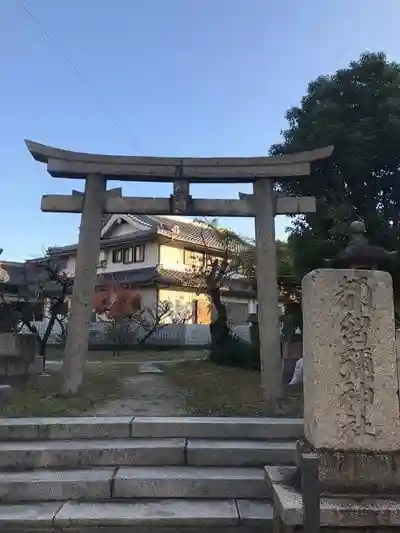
62, 244, 158, 277
159, 244, 185, 271
158, 287, 209, 324
99, 243, 158, 274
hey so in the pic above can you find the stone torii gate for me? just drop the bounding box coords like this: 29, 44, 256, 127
26, 140, 333, 396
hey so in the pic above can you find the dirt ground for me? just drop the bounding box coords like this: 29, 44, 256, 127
88, 364, 187, 416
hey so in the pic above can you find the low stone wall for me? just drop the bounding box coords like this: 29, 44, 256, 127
0, 333, 38, 379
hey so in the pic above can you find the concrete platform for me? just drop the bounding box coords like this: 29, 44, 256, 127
0, 416, 304, 441
0, 438, 186, 469
113, 466, 269, 499
187, 439, 296, 466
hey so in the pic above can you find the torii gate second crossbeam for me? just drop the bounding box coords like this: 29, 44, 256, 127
26, 140, 333, 397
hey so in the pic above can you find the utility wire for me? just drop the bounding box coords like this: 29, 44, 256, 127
17, 0, 140, 148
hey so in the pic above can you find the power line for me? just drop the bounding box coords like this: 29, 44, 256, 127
17, 0, 140, 147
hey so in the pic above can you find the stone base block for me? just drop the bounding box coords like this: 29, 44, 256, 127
0, 385, 12, 405
31, 373, 52, 391
0, 333, 38, 381
265, 465, 400, 530
297, 439, 400, 493
30, 356, 44, 375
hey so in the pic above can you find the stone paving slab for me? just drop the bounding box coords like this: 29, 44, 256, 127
0, 438, 186, 469
0, 468, 114, 502
54, 500, 239, 527
113, 466, 268, 499
0, 417, 133, 440
131, 417, 304, 440
186, 439, 296, 466
138, 363, 163, 374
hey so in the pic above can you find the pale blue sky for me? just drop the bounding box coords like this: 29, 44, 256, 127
1, 0, 400, 260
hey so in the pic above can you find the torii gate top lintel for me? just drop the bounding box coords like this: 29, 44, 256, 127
25, 139, 333, 183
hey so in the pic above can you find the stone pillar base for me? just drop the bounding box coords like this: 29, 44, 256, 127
297, 439, 400, 493
266, 464, 400, 531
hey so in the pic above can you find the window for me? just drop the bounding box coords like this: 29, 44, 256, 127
112, 249, 122, 263
134, 245, 145, 263
123, 247, 134, 264
184, 249, 204, 267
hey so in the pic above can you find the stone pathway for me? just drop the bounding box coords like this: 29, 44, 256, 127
46, 354, 206, 372
87, 364, 187, 416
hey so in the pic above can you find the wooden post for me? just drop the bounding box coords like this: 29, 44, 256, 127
253, 179, 283, 400
62, 175, 106, 395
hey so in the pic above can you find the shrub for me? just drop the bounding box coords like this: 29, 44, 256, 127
209, 329, 260, 370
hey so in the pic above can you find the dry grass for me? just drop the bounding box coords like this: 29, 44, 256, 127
0, 362, 138, 418
163, 359, 303, 417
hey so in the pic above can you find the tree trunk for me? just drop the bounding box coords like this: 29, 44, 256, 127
39, 315, 57, 372
208, 287, 230, 343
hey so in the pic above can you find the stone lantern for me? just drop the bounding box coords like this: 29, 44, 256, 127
326, 220, 398, 271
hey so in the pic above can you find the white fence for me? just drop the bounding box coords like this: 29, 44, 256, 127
23, 320, 251, 347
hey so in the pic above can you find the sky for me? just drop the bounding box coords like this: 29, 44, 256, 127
1, 0, 400, 261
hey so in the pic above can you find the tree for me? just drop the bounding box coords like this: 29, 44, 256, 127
276, 240, 295, 277
0, 254, 71, 370
189, 220, 254, 326
93, 285, 141, 356
93, 280, 192, 354
270, 52, 400, 276
187, 220, 257, 367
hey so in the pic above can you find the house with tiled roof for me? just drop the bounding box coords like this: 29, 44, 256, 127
48, 215, 255, 325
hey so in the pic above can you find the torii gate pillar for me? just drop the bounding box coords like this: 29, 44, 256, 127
253, 179, 281, 399
62, 175, 106, 395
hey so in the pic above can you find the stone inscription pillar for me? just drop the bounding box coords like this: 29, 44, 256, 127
62, 175, 106, 395
302, 268, 400, 451
253, 179, 282, 399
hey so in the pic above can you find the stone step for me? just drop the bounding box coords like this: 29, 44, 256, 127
0, 466, 269, 502
114, 466, 269, 499
0, 416, 303, 441
0, 499, 273, 531
0, 439, 185, 470
130, 416, 303, 440
187, 439, 296, 466
0, 468, 114, 502
0, 438, 296, 469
